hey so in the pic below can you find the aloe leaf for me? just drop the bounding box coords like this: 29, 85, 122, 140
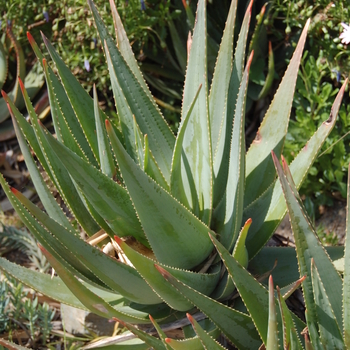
276, 286, 304, 350
233, 218, 251, 269
109, 0, 160, 104
171, 84, 202, 209
166, 329, 221, 350
1, 90, 51, 178
116, 318, 165, 350
212, 0, 252, 208
88, 0, 175, 182
115, 236, 220, 311
245, 79, 347, 258
1, 256, 165, 323
143, 134, 170, 191
344, 163, 350, 346
0, 257, 88, 310
272, 152, 343, 337
27, 32, 97, 165
11, 115, 73, 232
39, 127, 146, 244
244, 19, 310, 207
311, 259, 344, 349
17, 78, 100, 235
93, 84, 116, 178
213, 51, 253, 250
13, 187, 162, 305
106, 120, 214, 270
149, 315, 172, 349
186, 313, 226, 349
257, 41, 275, 100
104, 41, 139, 164
0, 176, 104, 287
249, 246, 344, 289
41, 33, 105, 162
209, 0, 237, 156
209, 234, 282, 347
266, 276, 278, 350
41, 59, 88, 162
179, 0, 212, 224
38, 244, 150, 324
155, 265, 262, 349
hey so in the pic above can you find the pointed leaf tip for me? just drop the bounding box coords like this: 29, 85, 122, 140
18, 77, 25, 91
113, 235, 122, 245
186, 313, 194, 324
105, 119, 111, 129
10, 187, 19, 195
148, 314, 155, 322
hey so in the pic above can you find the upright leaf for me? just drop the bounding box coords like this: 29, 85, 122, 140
88, 0, 175, 182
179, 0, 212, 224
272, 152, 343, 336
244, 19, 310, 207
106, 120, 214, 270
211, 0, 252, 207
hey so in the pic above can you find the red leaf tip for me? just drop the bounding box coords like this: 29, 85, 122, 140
186, 313, 194, 324
10, 187, 19, 195
113, 235, 122, 245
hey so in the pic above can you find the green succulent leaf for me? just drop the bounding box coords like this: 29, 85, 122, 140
245, 19, 310, 207
186, 313, 226, 349
213, 51, 253, 250
38, 244, 152, 324
171, 84, 202, 208
41, 33, 104, 162
209, 0, 238, 158
11, 113, 73, 232
245, 78, 347, 258
272, 152, 343, 342
89, 0, 175, 182
93, 84, 116, 178
39, 124, 146, 244
209, 234, 283, 347
27, 32, 97, 165
17, 78, 100, 235
155, 265, 262, 349
114, 236, 220, 311
116, 319, 165, 350
13, 186, 162, 305
276, 286, 304, 350
106, 120, 214, 270
266, 276, 279, 350
179, 0, 212, 224
211, 0, 252, 208
311, 259, 344, 349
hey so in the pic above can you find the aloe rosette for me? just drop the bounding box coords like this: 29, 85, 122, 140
0, 0, 347, 348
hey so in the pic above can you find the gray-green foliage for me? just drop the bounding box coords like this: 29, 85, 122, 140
0, 0, 347, 348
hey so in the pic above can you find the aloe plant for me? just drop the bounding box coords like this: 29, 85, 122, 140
0, 0, 347, 348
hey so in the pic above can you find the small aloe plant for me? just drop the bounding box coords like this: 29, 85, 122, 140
0, 0, 347, 348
